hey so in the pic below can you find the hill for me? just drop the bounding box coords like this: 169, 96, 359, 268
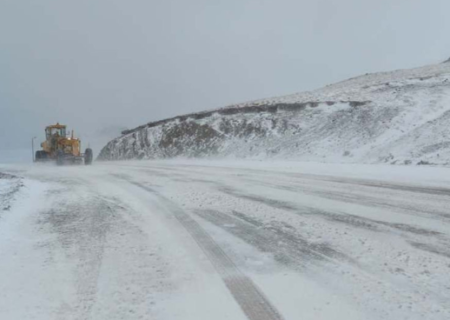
98, 61, 450, 165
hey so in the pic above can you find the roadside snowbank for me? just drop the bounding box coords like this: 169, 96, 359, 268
0, 172, 24, 212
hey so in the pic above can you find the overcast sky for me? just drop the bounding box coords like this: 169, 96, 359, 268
1, 0, 449, 153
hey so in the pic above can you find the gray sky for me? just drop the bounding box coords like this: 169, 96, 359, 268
1, 0, 449, 153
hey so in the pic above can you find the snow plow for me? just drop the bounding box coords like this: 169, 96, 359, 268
35, 123, 93, 166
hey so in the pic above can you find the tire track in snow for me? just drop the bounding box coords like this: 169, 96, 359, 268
116, 176, 284, 320
38, 179, 117, 320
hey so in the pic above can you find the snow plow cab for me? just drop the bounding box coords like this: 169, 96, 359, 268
35, 123, 93, 165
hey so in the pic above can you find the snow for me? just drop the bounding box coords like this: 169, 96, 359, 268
0, 165, 247, 320
98, 61, 450, 165
0, 179, 57, 319
1, 160, 449, 319
0, 172, 24, 211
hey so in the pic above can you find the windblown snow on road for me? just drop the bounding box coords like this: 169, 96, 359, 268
1, 160, 450, 319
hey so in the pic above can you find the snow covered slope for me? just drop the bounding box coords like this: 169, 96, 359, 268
98, 60, 450, 165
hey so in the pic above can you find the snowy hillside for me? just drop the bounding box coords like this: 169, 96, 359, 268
98, 60, 450, 165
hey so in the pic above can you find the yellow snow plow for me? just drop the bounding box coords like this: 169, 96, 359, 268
35, 123, 93, 165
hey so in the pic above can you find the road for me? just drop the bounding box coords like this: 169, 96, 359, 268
1, 160, 450, 320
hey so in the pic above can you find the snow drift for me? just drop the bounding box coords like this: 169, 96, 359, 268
0, 172, 23, 211
98, 61, 450, 165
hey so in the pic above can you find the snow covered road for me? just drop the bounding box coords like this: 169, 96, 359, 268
1, 160, 450, 320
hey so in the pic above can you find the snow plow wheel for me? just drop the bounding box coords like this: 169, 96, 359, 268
85, 148, 93, 165
56, 150, 64, 166
36, 151, 49, 162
